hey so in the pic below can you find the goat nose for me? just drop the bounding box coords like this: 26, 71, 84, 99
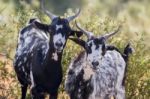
56, 42, 63, 47
92, 61, 99, 67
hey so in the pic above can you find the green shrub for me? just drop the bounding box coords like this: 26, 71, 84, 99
0, 0, 149, 98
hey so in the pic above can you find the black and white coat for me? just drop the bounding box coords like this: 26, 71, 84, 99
65, 48, 126, 99
13, 3, 82, 98
65, 23, 133, 99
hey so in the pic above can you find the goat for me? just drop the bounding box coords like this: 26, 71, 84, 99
65, 22, 133, 99
13, 0, 83, 99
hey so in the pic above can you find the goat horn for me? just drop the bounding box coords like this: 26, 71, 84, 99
75, 21, 94, 39
40, 0, 57, 20
103, 25, 121, 39
67, 9, 81, 22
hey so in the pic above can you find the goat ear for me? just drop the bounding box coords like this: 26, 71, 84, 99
69, 38, 86, 48
32, 21, 51, 32
70, 30, 83, 38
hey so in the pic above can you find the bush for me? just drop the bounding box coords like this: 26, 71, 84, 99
0, 0, 149, 98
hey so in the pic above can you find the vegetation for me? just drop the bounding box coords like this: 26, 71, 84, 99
0, 0, 150, 99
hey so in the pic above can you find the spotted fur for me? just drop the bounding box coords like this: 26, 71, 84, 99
65, 37, 133, 99
14, 17, 83, 99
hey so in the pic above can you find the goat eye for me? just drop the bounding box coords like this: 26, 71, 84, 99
64, 19, 69, 24
95, 39, 99, 44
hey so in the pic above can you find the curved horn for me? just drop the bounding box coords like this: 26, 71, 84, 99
103, 25, 121, 39
40, 0, 57, 20
75, 21, 94, 39
67, 9, 81, 22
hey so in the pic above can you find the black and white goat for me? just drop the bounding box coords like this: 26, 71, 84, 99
65, 23, 133, 99
13, 0, 83, 99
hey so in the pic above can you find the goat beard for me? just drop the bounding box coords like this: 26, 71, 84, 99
52, 52, 58, 61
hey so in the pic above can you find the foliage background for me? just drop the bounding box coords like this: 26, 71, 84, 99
0, 0, 150, 99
